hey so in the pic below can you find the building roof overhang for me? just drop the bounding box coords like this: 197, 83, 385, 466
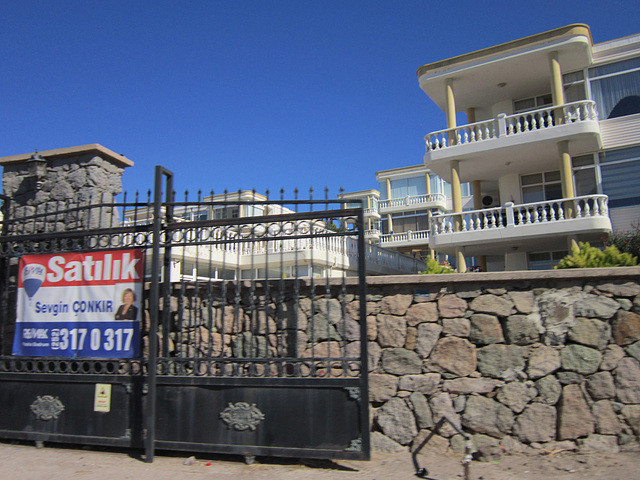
417, 24, 593, 113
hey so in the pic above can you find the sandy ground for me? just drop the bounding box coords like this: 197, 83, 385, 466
0, 441, 638, 480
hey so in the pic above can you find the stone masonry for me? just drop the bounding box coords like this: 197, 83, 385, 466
362, 270, 640, 456
0, 144, 133, 233
148, 268, 640, 457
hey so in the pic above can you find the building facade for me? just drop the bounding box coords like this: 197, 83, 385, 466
346, 24, 640, 272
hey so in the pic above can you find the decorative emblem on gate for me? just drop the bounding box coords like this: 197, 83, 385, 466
345, 387, 361, 401
219, 402, 265, 431
30, 395, 65, 421
345, 436, 363, 452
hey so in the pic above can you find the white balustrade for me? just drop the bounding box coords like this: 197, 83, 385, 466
379, 193, 446, 210
379, 229, 430, 245
431, 195, 609, 237
425, 101, 598, 152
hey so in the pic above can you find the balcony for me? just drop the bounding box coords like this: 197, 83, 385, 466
379, 229, 430, 249
364, 207, 381, 219
429, 195, 612, 256
423, 101, 602, 182
365, 228, 381, 241
379, 193, 447, 213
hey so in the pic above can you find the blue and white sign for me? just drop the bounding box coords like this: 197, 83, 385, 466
12, 250, 145, 358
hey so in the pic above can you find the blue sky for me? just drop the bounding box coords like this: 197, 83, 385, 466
1, 0, 638, 199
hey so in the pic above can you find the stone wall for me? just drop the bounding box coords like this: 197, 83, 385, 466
2, 150, 126, 233
150, 268, 640, 456
361, 269, 640, 456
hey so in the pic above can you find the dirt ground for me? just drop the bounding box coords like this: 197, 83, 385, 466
0, 441, 638, 480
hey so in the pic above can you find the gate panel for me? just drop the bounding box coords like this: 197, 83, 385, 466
0, 373, 143, 446
0, 168, 370, 461
153, 380, 363, 458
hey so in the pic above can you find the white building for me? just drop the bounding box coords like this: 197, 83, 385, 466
123, 190, 426, 280
347, 24, 640, 272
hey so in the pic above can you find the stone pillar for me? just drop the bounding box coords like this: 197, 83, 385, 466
0, 144, 134, 234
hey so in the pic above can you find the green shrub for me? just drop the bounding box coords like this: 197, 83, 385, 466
604, 222, 640, 259
555, 242, 638, 269
420, 257, 455, 274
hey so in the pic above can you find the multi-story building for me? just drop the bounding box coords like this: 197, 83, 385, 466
374, 164, 472, 259
349, 24, 639, 272
418, 24, 640, 271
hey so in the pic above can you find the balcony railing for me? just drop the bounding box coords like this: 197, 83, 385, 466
380, 229, 430, 245
379, 193, 447, 210
364, 207, 381, 217
425, 100, 598, 152
431, 195, 609, 235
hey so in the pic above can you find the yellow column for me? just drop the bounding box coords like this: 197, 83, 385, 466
472, 180, 482, 210
548, 51, 566, 107
465, 107, 476, 124
446, 79, 456, 127
558, 140, 575, 220
385, 178, 393, 233
550, 52, 576, 231
445, 79, 465, 272
451, 160, 466, 273
425, 172, 435, 259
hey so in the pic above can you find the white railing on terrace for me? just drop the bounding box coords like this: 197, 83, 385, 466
380, 229, 430, 245
170, 228, 423, 273
425, 100, 598, 152
379, 193, 447, 210
431, 195, 609, 235
365, 229, 381, 237
364, 207, 380, 216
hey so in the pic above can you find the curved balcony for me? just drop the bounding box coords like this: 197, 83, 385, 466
364, 207, 381, 219
429, 195, 611, 256
379, 193, 447, 213
365, 228, 381, 241
423, 101, 602, 182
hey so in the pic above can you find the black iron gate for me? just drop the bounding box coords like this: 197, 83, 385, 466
0, 167, 369, 461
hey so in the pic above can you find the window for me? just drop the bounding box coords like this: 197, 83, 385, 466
589, 57, 640, 119
514, 72, 588, 114
389, 177, 426, 199
514, 94, 553, 113
521, 171, 562, 203
600, 146, 640, 208
563, 71, 587, 103
430, 176, 471, 198
381, 210, 430, 234
213, 206, 241, 219
181, 208, 209, 221
572, 154, 598, 196
528, 251, 567, 270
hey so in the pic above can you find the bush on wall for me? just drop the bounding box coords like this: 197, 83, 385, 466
555, 241, 638, 269
604, 222, 640, 260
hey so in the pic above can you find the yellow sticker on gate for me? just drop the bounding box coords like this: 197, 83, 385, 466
94, 383, 111, 412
